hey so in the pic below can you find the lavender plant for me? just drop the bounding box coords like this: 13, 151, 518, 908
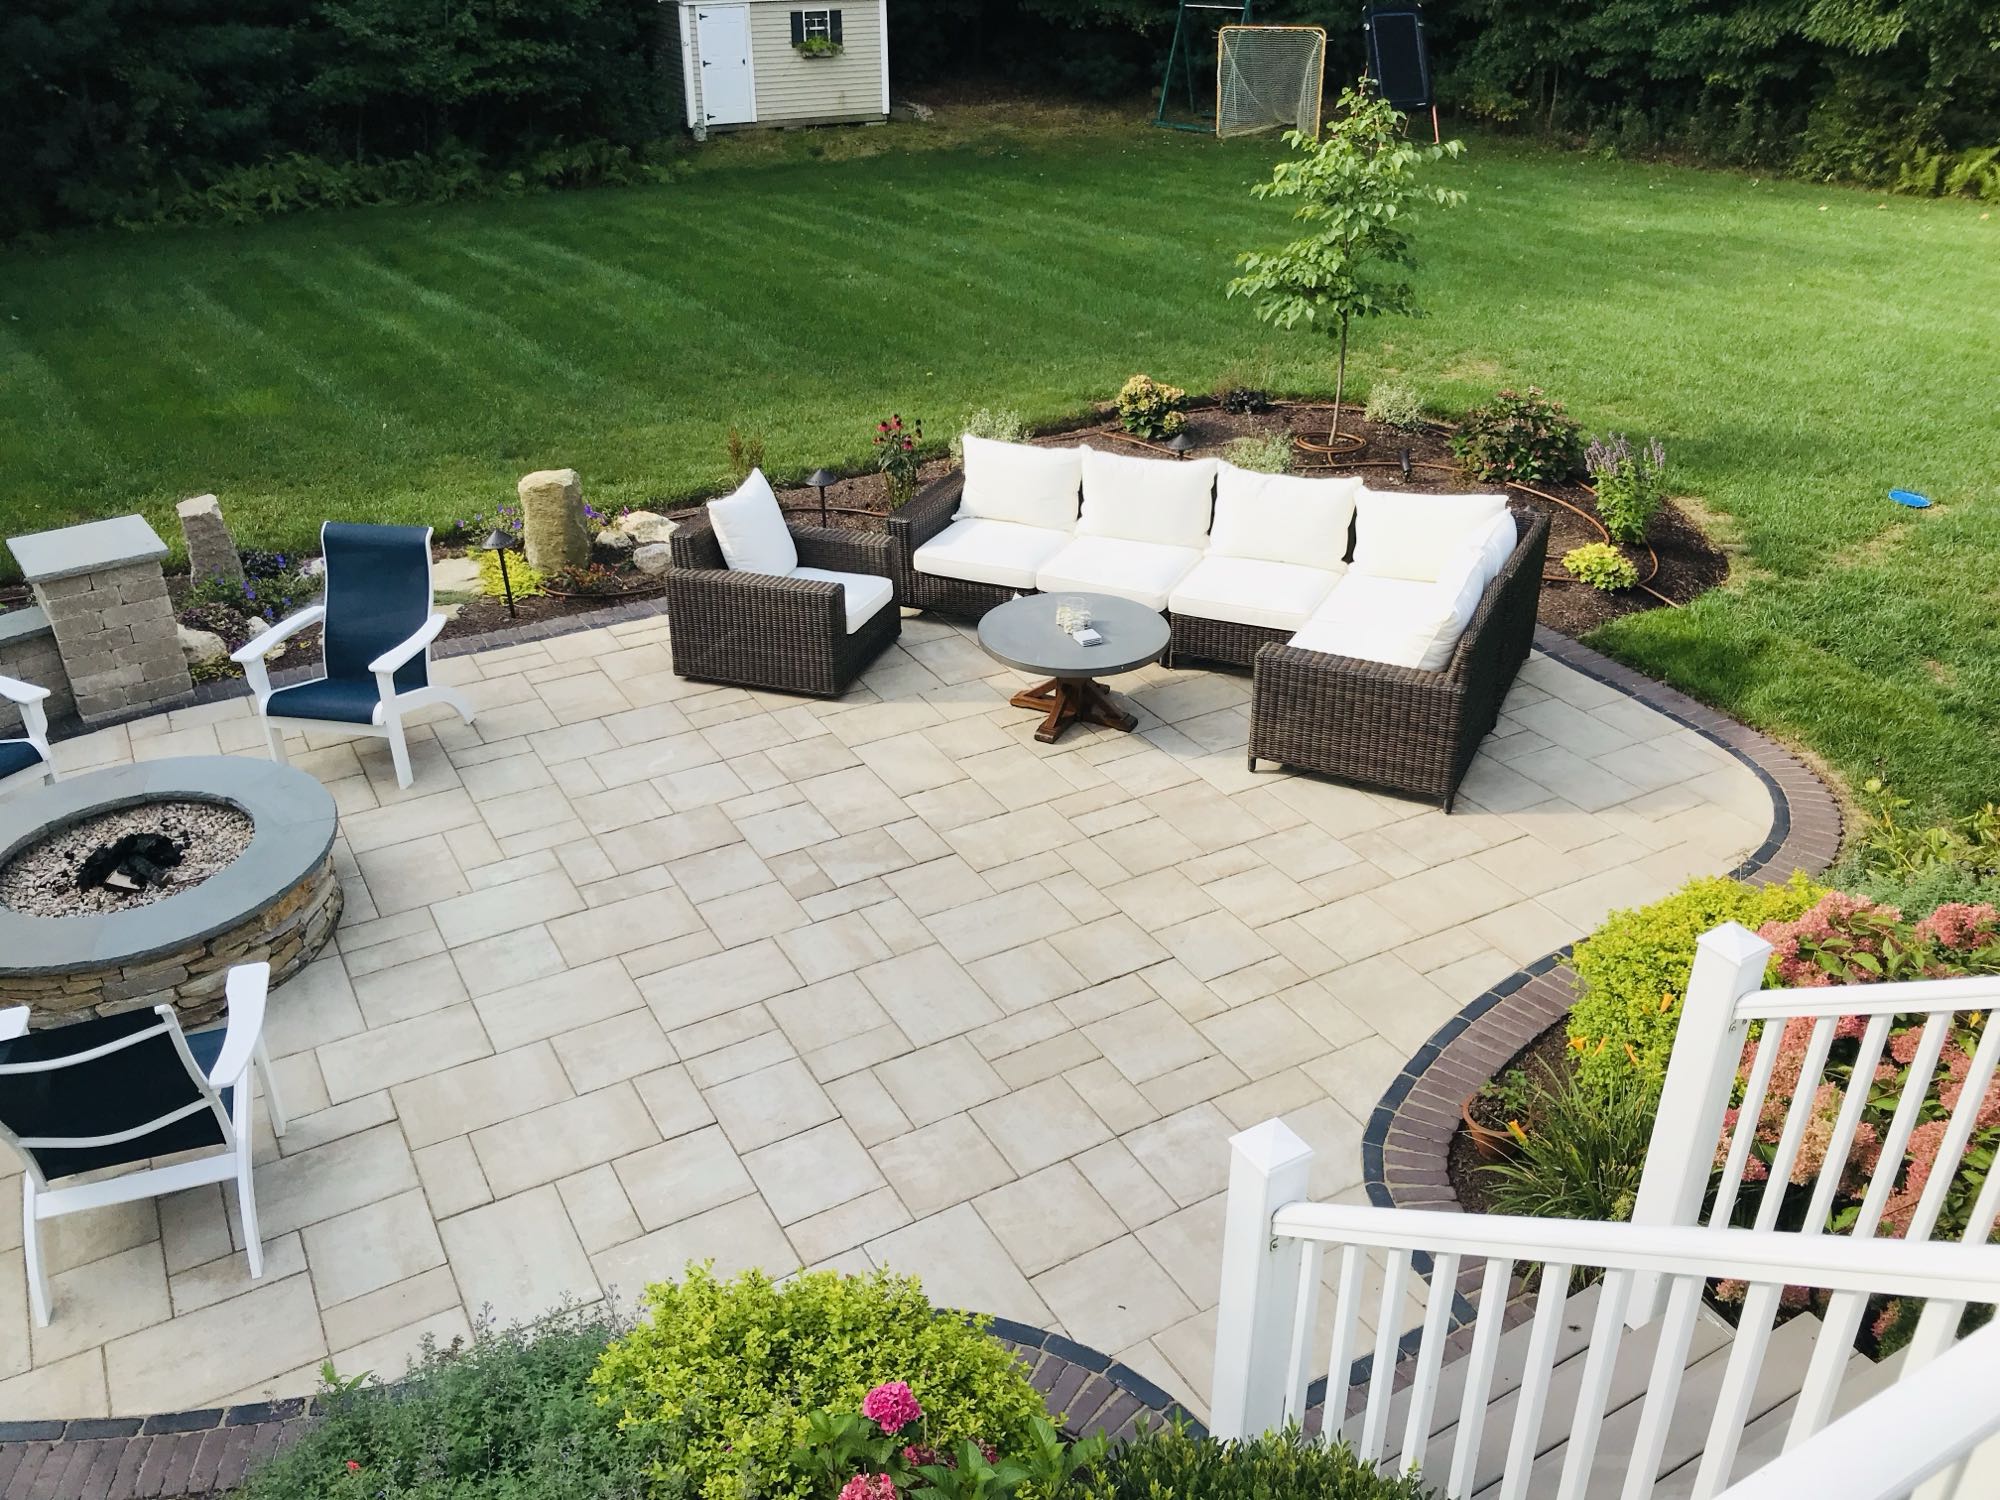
1586, 432, 1668, 543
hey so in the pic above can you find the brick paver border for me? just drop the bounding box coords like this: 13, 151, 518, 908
0, 1321, 1200, 1499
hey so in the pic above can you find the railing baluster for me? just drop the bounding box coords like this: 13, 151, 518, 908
1711, 1022, 1784, 1228
1792, 1013, 1955, 1443
1556, 1268, 1634, 1500
1755, 1017, 1838, 1213
1496, 1265, 1570, 1500
1319, 1244, 1366, 1451
1691, 1277, 1787, 1499
1621, 1274, 1708, 1500
1798, 1015, 1893, 1239
1446, 1256, 1513, 1499
1283, 1240, 1323, 1428
1398, 1251, 1460, 1476
1358, 1251, 1411, 1467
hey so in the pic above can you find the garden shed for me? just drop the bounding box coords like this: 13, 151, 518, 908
660, 0, 889, 137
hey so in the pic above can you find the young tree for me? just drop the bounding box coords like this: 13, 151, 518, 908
1228, 81, 1466, 445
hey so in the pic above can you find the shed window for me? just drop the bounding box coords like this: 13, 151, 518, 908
790, 9, 843, 45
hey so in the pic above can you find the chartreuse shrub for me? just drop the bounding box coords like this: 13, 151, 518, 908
1077, 1423, 1436, 1500
1567, 872, 1826, 1089
239, 1304, 642, 1499
1561, 542, 1638, 592
590, 1266, 1046, 1500
1221, 433, 1292, 474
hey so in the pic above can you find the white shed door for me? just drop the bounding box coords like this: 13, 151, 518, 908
696, 5, 755, 126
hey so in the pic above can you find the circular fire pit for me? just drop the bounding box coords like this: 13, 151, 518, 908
0, 757, 342, 1028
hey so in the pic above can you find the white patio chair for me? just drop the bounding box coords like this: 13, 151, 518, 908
0, 674, 56, 796
232, 521, 475, 788
0, 963, 288, 1326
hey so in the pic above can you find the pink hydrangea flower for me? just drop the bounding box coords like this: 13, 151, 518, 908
838, 1475, 896, 1500
1916, 903, 2000, 951
861, 1381, 923, 1435
901, 1445, 939, 1468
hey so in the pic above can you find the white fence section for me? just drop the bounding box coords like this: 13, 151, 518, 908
1209, 1118, 2000, 1499
1626, 919, 2000, 1458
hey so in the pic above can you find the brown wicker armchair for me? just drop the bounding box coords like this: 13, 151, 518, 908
884, 472, 1029, 620
1246, 512, 1549, 811
666, 518, 901, 697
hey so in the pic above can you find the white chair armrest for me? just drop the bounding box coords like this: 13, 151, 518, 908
0, 1005, 27, 1041
206, 963, 271, 1088
368, 614, 447, 675
230, 606, 326, 665
0, 675, 50, 706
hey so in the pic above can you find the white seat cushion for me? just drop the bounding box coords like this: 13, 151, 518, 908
913, 517, 1073, 591
1209, 466, 1360, 573
958, 436, 1083, 532
790, 567, 894, 633
1289, 574, 1466, 671
707, 469, 797, 576
1350, 489, 1509, 583
1036, 535, 1203, 613
1168, 556, 1345, 634
1078, 447, 1219, 550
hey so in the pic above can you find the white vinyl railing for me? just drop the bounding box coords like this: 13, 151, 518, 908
1626, 920, 2000, 1459
1210, 1118, 2000, 1500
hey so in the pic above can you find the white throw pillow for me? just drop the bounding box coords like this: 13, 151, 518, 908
1077, 446, 1219, 550
1209, 465, 1360, 573
957, 435, 1083, 532
1350, 489, 1509, 583
707, 469, 797, 575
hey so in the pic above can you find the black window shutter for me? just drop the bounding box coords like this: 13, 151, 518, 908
790, 10, 803, 43
829, 9, 842, 43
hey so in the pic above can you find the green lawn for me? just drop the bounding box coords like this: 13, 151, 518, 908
2, 106, 1996, 816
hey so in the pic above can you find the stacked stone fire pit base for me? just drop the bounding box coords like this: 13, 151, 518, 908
0, 758, 341, 1028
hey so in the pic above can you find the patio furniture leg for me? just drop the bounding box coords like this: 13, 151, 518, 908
256, 1036, 288, 1137
385, 712, 414, 790
263, 720, 289, 765
1009, 677, 1138, 744
236, 1091, 265, 1280
22, 1176, 49, 1327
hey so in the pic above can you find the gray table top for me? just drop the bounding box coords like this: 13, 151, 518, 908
977, 592, 1171, 679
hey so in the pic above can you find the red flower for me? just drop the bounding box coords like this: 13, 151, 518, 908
346, 1460, 362, 1471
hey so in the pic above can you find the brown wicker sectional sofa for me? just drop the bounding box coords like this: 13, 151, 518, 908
886, 461, 1548, 812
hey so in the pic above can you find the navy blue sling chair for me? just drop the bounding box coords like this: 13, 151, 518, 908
0, 963, 287, 1327
231, 522, 476, 788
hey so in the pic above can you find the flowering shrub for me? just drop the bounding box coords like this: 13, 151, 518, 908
874, 415, 925, 507
590, 1265, 1045, 1500
184, 563, 321, 627
951, 407, 1025, 463
1568, 873, 1827, 1090
1114, 374, 1187, 440
1586, 432, 1668, 542
1561, 541, 1638, 592
1448, 386, 1585, 483
544, 561, 645, 596
1709, 894, 2000, 1345
793, 1382, 1103, 1500
1363, 378, 1427, 431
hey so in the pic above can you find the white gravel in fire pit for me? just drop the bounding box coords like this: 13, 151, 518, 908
0, 800, 254, 917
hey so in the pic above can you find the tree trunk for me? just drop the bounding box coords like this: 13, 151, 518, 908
1329, 314, 1351, 445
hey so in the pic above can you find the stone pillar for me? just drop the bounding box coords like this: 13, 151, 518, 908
0, 608, 74, 735
176, 493, 245, 591
7, 516, 194, 727
518, 468, 589, 572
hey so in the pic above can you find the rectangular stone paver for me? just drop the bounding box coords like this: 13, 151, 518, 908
15, 624, 1772, 1419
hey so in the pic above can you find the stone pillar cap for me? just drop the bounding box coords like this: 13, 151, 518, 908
176, 493, 223, 517
8, 515, 169, 584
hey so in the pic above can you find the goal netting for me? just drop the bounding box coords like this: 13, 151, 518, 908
1216, 26, 1327, 139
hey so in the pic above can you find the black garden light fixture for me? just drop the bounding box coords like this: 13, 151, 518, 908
1165, 431, 1195, 459
806, 468, 839, 526
482, 529, 519, 619
1399, 447, 1414, 481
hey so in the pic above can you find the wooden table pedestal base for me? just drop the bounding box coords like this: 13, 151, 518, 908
1009, 676, 1138, 744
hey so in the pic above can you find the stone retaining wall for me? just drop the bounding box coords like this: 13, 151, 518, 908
0, 608, 73, 737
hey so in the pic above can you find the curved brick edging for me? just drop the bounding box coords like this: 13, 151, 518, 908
1295, 628, 1844, 1421
0, 1319, 1200, 1500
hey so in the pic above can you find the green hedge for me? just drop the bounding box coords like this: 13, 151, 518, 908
1079, 1424, 1436, 1500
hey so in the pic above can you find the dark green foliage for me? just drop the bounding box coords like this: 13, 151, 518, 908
1077, 1423, 1436, 1500
1448, 387, 1584, 484
238, 1305, 647, 1499
1478, 1071, 1659, 1225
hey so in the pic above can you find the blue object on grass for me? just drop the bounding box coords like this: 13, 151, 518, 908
1890, 488, 1933, 509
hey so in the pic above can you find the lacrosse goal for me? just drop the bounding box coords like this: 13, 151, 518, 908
1216, 25, 1327, 139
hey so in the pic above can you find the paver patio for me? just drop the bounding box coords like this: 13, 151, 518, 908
0, 611, 1775, 1422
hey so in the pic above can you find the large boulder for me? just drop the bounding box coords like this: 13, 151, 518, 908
618, 509, 677, 546
518, 468, 590, 573
176, 494, 245, 592
177, 624, 229, 666
592, 529, 636, 565
632, 542, 674, 576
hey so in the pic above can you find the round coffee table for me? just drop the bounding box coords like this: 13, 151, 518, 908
977, 593, 1170, 744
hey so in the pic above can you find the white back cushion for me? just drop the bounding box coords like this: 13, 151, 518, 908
1209, 466, 1360, 572
1351, 489, 1509, 583
707, 469, 796, 575
1466, 511, 1519, 587
958, 435, 1083, 532
1078, 447, 1219, 550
